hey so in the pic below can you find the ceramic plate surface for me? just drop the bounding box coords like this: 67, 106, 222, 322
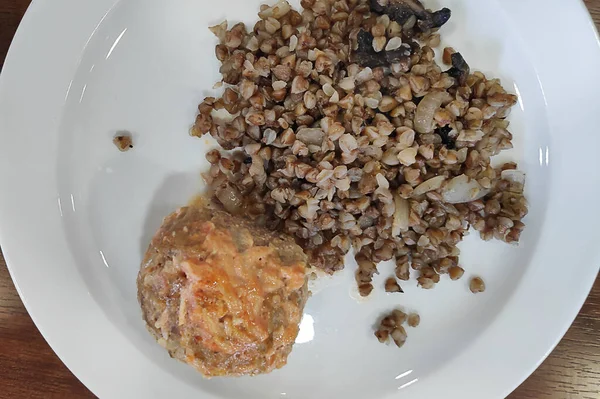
1, 0, 599, 398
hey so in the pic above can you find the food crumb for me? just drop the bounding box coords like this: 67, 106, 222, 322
407, 313, 420, 328
417, 276, 436, 289
470, 277, 486, 293
390, 326, 407, 348
374, 329, 389, 343
375, 309, 411, 348
358, 283, 374, 297
113, 132, 133, 151
384, 277, 403, 293
448, 266, 465, 281
391, 309, 407, 326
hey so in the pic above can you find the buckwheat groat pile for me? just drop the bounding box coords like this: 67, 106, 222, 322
191, 0, 527, 344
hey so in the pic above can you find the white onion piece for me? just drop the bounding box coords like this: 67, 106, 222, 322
501, 169, 526, 185
414, 92, 445, 133
392, 194, 410, 236
412, 175, 445, 196
210, 108, 237, 124
215, 184, 244, 214
441, 174, 490, 204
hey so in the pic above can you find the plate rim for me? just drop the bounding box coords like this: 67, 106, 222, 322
1, 0, 599, 398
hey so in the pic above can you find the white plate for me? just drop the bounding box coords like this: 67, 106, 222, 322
1, 0, 599, 398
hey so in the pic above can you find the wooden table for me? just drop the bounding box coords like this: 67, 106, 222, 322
1, 1, 599, 398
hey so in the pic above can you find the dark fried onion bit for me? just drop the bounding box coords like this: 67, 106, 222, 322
371, 0, 416, 24
353, 0, 451, 67
356, 29, 375, 53
351, 29, 412, 67
369, 0, 451, 30
369, 0, 386, 14
435, 125, 455, 149
385, 46, 413, 64
430, 8, 452, 28
445, 52, 470, 86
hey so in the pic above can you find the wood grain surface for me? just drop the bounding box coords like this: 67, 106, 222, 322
1, 0, 599, 398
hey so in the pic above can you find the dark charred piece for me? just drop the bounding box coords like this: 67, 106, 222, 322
369, 0, 451, 30
417, 8, 452, 31
384, 4, 419, 25
353, 0, 452, 68
445, 52, 470, 86
369, 0, 386, 13
356, 29, 376, 53
431, 8, 452, 28
385, 45, 412, 65
352, 29, 412, 68
435, 125, 455, 149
